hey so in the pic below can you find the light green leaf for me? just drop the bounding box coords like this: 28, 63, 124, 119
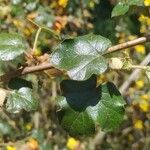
57, 76, 126, 136
128, 0, 144, 6
111, 2, 129, 17
51, 34, 111, 81
0, 33, 26, 61
6, 87, 38, 113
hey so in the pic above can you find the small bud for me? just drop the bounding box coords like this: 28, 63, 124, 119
109, 58, 123, 70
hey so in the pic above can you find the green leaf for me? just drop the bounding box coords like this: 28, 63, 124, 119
96, 82, 126, 131
111, 0, 143, 17
0, 33, 26, 61
128, 0, 144, 6
0, 120, 12, 136
40, 143, 53, 150
57, 76, 126, 136
31, 129, 45, 143
6, 87, 38, 113
51, 34, 111, 80
111, 2, 129, 17
0, 55, 26, 76
8, 77, 33, 90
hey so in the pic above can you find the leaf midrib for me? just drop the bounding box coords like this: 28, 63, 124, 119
70, 55, 103, 78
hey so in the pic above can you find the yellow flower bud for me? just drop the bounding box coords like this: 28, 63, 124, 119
134, 45, 145, 55
134, 120, 143, 130
135, 80, 144, 89
67, 137, 79, 150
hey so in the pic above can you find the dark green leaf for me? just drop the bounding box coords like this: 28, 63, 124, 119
6, 87, 38, 113
111, 3, 129, 17
8, 77, 33, 90
57, 76, 126, 136
0, 33, 26, 61
51, 34, 111, 80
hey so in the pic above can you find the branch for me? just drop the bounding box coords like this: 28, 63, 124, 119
105, 35, 150, 54
130, 65, 148, 70
0, 63, 62, 82
119, 52, 150, 95
0, 35, 150, 82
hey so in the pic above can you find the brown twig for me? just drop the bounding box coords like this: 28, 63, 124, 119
0, 35, 150, 82
0, 64, 61, 82
105, 35, 150, 54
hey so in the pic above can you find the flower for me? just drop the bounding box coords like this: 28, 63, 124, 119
138, 14, 150, 33
27, 138, 39, 150
58, 0, 68, 8
6, 146, 16, 150
139, 100, 149, 112
141, 94, 149, 101
134, 120, 143, 129
134, 45, 146, 54
67, 137, 80, 150
139, 15, 150, 25
135, 80, 144, 89
144, 0, 150, 6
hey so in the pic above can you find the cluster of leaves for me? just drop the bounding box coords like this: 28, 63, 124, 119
0, 0, 149, 149
0, 33, 38, 114
0, 31, 126, 137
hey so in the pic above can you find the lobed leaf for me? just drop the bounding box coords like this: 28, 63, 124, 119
57, 76, 126, 136
6, 87, 38, 113
0, 33, 26, 61
51, 34, 111, 81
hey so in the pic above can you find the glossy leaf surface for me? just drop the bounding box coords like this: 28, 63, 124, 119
0, 33, 26, 61
51, 34, 111, 80
6, 87, 38, 113
57, 76, 126, 136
